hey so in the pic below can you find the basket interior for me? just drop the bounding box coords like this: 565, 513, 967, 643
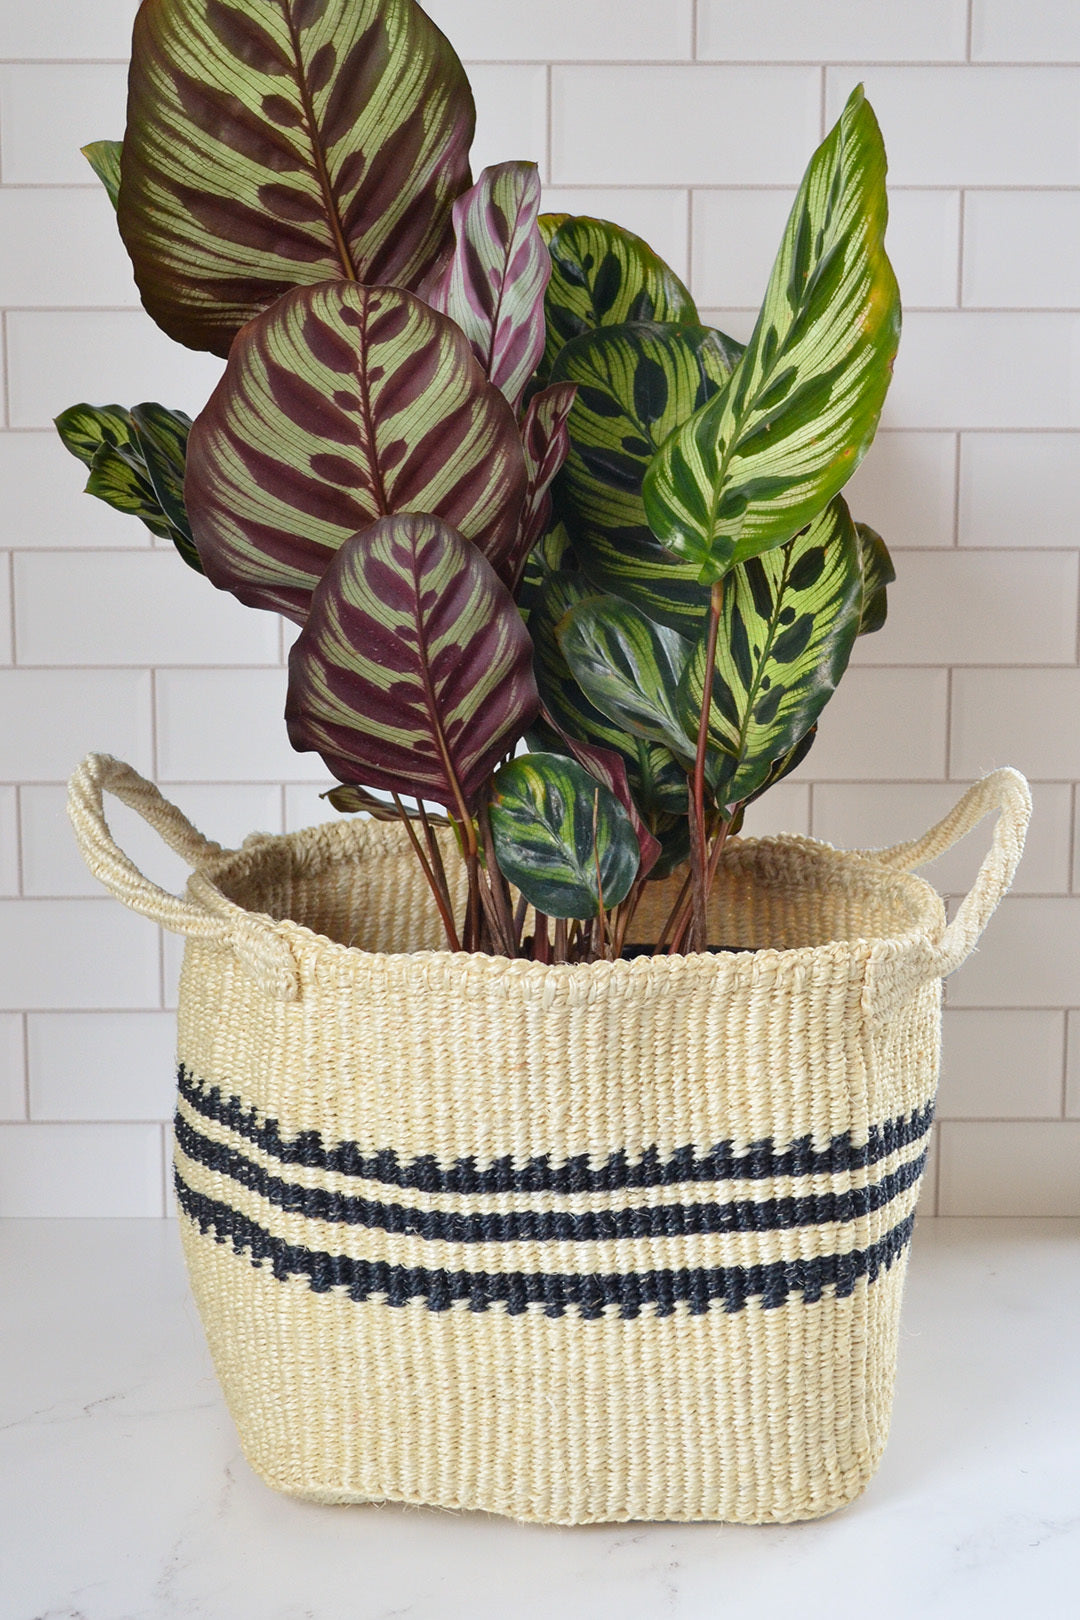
204, 820, 943, 958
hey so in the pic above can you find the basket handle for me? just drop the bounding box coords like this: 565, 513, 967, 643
863, 767, 1032, 976
67, 754, 299, 1001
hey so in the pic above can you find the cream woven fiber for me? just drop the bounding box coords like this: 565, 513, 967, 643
68, 755, 1031, 1526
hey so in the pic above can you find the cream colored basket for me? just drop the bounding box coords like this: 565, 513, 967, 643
68, 755, 1030, 1526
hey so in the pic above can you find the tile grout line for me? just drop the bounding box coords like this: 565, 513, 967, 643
691, 0, 699, 61
965, 0, 975, 63
1061, 1012, 1071, 1120
952, 431, 963, 547
956, 188, 966, 308
21, 1010, 30, 1121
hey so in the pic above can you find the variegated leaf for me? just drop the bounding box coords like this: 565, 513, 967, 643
551, 319, 744, 635
539, 215, 697, 381
742, 724, 818, 807
856, 520, 894, 634
510, 381, 578, 586
676, 498, 864, 806
129, 403, 202, 571
55, 402, 135, 468
185, 282, 527, 621
428, 162, 550, 414
84, 442, 172, 538
55, 400, 200, 567
82, 139, 122, 209
286, 513, 538, 809
531, 571, 686, 816
489, 752, 639, 919
119, 0, 474, 355
558, 594, 696, 768
643, 86, 901, 581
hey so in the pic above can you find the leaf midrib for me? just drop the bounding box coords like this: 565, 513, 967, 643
284, 0, 357, 281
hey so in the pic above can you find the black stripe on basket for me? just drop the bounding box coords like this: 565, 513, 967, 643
177, 1065, 935, 1194
174, 1172, 916, 1318
174, 1110, 927, 1242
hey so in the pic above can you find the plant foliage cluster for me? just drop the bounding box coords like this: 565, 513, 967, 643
59, 0, 900, 962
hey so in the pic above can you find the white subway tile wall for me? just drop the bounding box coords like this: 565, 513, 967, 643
0, 1, 1076, 1216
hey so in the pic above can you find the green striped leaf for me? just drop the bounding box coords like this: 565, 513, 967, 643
55, 402, 135, 468
856, 520, 894, 635
285, 513, 538, 810
81, 140, 122, 209
676, 498, 864, 806
428, 162, 551, 414
84, 442, 173, 539
55, 400, 200, 569
531, 571, 686, 816
185, 281, 527, 622
643, 86, 901, 582
539, 216, 698, 381
119, 0, 474, 355
551, 320, 744, 634
489, 752, 639, 919
557, 594, 696, 768
129, 403, 201, 572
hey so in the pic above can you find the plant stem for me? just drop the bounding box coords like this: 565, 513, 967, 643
391, 792, 461, 952
476, 794, 517, 958
553, 916, 568, 964
655, 867, 694, 956
533, 911, 551, 963
416, 799, 456, 935
689, 579, 725, 953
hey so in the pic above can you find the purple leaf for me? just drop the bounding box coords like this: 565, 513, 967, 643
428, 162, 551, 415
286, 512, 539, 811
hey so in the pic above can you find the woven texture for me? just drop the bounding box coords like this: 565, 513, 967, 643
68, 755, 1030, 1525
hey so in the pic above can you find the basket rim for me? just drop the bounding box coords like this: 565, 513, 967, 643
186, 816, 948, 990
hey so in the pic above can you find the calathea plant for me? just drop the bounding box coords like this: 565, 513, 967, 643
57, 0, 900, 963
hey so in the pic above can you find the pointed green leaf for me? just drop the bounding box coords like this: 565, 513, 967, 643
489, 752, 639, 919
55, 402, 135, 469
428, 162, 551, 414
855, 520, 894, 635
119, 0, 475, 356
676, 498, 863, 805
185, 282, 527, 622
539, 216, 698, 381
643, 86, 901, 581
531, 571, 686, 816
558, 594, 696, 768
742, 724, 818, 808
56, 400, 200, 567
84, 442, 173, 538
129, 404, 202, 573
551, 319, 744, 634
286, 513, 538, 810
81, 140, 122, 209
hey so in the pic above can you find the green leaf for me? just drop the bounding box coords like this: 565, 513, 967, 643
539, 216, 697, 381
55, 400, 201, 568
676, 497, 864, 806
119, 0, 475, 356
855, 520, 894, 634
531, 571, 686, 816
85, 442, 173, 538
129, 404, 202, 573
489, 751, 639, 919
81, 140, 122, 209
185, 281, 527, 622
55, 402, 135, 468
285, 512, 538, 810
643, 86, 901, 582
741, 724, 818, 808
551, 319, 743, 635
558, 594, 696, 768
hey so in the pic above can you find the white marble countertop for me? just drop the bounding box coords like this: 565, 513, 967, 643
2, 1217, 1078, 1620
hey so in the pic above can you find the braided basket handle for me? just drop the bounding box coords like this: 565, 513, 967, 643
67, 754, 299, 1001
863, 767, 1032, 976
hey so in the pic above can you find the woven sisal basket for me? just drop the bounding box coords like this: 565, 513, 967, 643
68, 754, 1030, 1526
